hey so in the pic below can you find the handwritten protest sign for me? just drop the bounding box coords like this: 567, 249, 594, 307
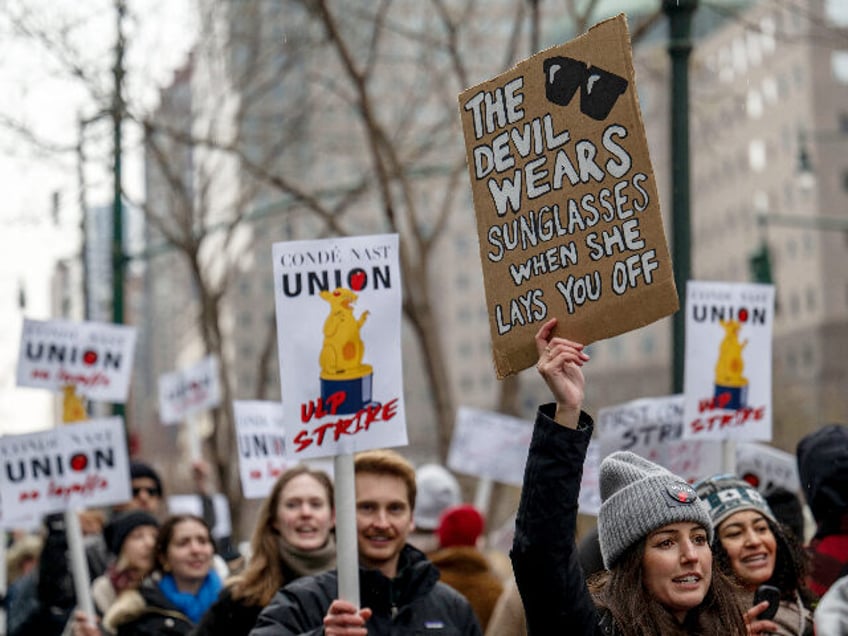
16, 318, 137, 402
682, 281, 775, 442
272, 234, 407, 460
736, 442, 800, 493
0, 417, 131, 519
447, 407, 532, 486
458, 15, 678, 377
158, 355, 222, 425
233, 400, 290, 499
596, 395, 723, 483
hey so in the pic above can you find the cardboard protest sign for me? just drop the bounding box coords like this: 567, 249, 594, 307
736, 442, 800, 494
272, 234, 407, 460
447, 407, 532, 486
0, 417, 131, 519
682, 281, 775, 442
596, 395, 722, 484
458, 14, 678, 377
233, 400, 290, 499
16, 318, 137, 402
158, 355, 222, 425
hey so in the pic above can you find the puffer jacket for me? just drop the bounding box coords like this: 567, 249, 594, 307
249, 544, 482, 635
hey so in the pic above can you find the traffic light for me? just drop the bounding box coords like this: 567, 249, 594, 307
748, 243, 773, 284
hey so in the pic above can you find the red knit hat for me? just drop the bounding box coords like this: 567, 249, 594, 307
436, 504, 484, 548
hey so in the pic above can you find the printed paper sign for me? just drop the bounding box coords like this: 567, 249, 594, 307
447, 407, 533, 486
736, 442, 800, 493
682, 281, 775, 441
16, 318, 137, 402
458, 14, 678, 378
168, 493, 232, 539
596, 395, 722, 483
0, 417, 131, 519
158, 355, 222, 425
578, 439, 602, 516
272, 234, 407, 460
234, 400, 290, 499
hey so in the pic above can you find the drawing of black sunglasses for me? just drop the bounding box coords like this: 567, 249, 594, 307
543, 56, 628, 121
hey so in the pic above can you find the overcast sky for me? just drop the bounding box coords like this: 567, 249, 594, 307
0, 0, 195, 434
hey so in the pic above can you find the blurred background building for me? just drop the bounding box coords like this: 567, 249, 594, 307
10, 0, 843, 537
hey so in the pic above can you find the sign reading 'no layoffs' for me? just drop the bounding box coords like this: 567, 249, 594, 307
0, 417, 131, 520
158, 355, 222, 425
233, 400, 290, 499
458, 14, 678, 378
16, 318, 137, 402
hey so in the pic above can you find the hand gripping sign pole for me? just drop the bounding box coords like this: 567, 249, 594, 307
63, 385, 97, 626
334, 453, 360, 608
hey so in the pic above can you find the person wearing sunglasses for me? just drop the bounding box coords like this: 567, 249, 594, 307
29, 461, 166, 636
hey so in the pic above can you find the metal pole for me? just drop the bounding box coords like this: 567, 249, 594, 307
663, 0, 698, 394
112, 0, 126, 419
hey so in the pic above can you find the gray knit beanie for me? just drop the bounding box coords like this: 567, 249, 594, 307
598, 451, 713, 569
694, 474, 776, 529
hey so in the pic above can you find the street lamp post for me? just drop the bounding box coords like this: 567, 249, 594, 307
663, 0, 699, 394
112, 0, 126, 419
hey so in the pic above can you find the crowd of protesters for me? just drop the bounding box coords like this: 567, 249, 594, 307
3, 320, 847, 634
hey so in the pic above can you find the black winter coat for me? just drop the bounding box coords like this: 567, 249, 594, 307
511, 404, 619, 636
249, 544, 482, 635
188, 587, 262, 636
104, 580, 194, 636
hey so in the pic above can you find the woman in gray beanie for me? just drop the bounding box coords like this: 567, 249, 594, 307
511, 318, 763, 635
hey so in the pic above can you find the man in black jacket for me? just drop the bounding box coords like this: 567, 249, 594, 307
249, 449, 481, 635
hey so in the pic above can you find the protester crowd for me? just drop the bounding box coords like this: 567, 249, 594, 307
3, 321, 846, 635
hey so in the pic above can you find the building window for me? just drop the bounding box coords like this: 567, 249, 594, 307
806, 287, 816, 313
749, 140, 766, 172
833, 51, 848, 84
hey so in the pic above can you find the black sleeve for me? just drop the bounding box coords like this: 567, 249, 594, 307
511, 404, 599, 636
36, 513, 76, 631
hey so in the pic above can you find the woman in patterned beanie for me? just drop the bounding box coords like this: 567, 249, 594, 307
511, 318, 769, 635
695, 474, 815, 635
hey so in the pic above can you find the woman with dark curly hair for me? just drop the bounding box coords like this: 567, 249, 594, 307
190, 465, 336, 636
695, 474, 816, 635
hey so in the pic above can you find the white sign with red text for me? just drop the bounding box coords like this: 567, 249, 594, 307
158, 355, 222, 425
234, 400, 290, 499
16, 318, 137, 402
272, 234, 407, 460
597, 395, 723, 483
447, 407, 532, 486
682, 281, 775, 441
0, 417, 131, 519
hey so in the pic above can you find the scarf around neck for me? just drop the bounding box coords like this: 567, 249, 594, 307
157, 569, 222, 623
277, 533, 337, 580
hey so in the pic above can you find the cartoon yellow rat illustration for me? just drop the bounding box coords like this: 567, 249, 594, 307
714, 319, 748, 387
319, 287, 373, 380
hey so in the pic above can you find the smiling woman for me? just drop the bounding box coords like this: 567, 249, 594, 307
695, 474, 816, 635
190, 466, 337, 636
82, 514, 223, 636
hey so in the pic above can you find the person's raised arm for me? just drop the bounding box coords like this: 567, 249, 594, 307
533, 317, 589, 427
